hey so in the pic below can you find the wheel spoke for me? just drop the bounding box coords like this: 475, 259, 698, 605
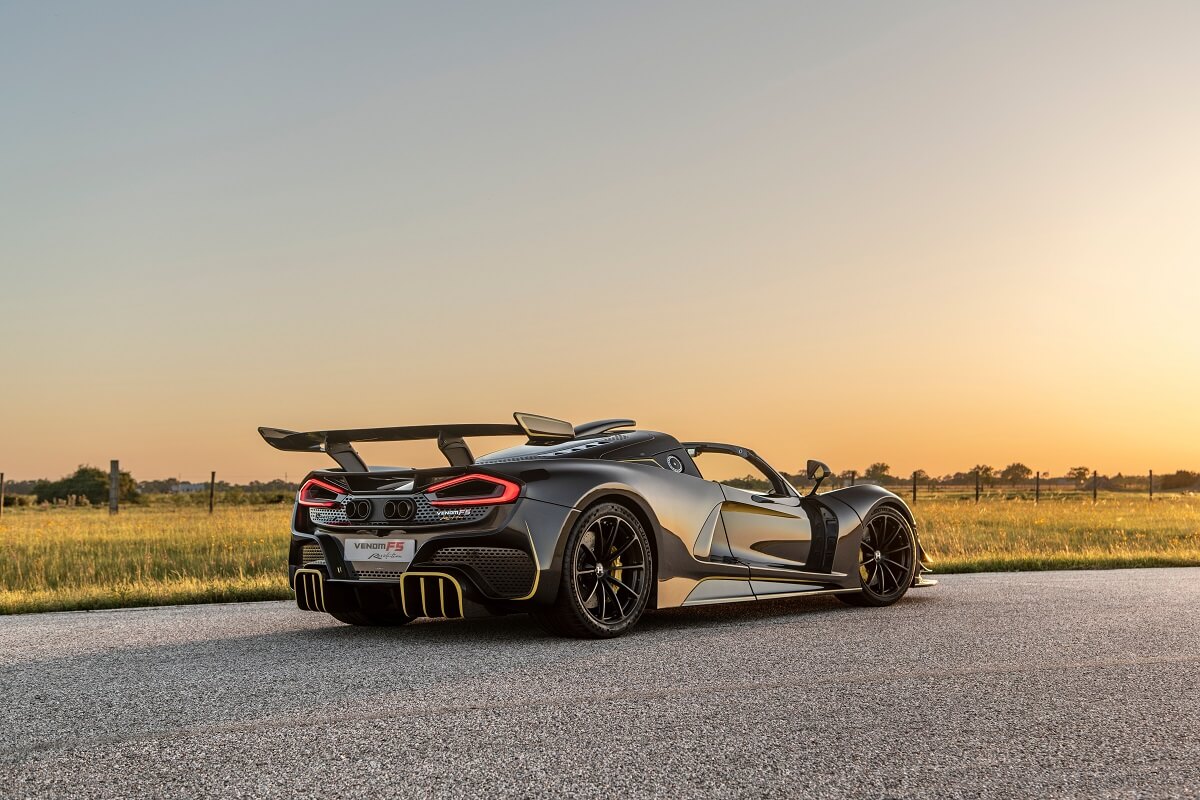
580, 542, 599, 565
609, 536, 637, 563
879, 561, 897, 592
581, 575, 599, 605
608, 576, 639, 597
876, 520, 895, 549
617, 564, 644, 572
881, 556, 907, 570
598, 578, 608, 618
605, 581, 626, 618
592, 522, 607, 556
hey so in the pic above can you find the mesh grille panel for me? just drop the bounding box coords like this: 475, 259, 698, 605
353, 568, 407, 581
428, 546, 536, 597
308, 494, 489, 527
301, 543, 324, 564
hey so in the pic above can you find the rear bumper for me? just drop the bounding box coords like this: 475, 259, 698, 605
288, 497, 576, 616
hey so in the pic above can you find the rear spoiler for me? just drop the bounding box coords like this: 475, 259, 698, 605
258, 412, 578, 470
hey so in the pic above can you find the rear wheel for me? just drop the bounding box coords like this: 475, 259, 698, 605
329, 609, 415, 627
534, 503, 653, 638
838, 505, 917, 607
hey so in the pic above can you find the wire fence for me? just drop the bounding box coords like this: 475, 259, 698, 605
2, 465, 1197, 517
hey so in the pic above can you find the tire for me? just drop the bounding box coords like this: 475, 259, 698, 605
328, 609, 415, 627
533, 502, 654, 639
838, 505, 917, 607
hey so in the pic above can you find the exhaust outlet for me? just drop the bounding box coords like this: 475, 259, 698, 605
383, 499, 414, 521
345, 499, 373, 521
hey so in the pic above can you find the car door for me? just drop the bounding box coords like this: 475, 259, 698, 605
718, 484, 812, 568
685, 443, 813, 570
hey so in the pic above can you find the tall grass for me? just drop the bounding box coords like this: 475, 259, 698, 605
0, 506, 292, 614
918, 494, 1200, 572
1, 494, 1197, 614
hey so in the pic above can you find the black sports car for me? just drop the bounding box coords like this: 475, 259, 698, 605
260, 412, 934, 638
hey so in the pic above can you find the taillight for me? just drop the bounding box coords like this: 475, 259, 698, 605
425, 474, 520, 507
298, 477, 346, 507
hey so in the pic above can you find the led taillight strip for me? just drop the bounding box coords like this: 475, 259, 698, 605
426, 473, 520, 507
298, 477, 347, 507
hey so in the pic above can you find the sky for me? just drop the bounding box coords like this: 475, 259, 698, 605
1, 0, 1198, 483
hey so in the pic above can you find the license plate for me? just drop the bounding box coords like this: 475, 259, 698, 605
343, 538, 416, 563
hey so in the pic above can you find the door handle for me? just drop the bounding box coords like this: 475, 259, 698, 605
751, 495, 775, 504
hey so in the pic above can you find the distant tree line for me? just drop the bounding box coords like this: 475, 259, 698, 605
723, 463, 1200, 494
2, 468, 300, 507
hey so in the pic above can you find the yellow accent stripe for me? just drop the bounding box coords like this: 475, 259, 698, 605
513, 522, 542, 601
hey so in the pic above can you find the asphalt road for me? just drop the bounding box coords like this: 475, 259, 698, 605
2, 569, 1199, 799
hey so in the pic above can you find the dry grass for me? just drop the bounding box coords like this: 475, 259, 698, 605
917, 494, 1200, 572
1, 494, 1197, 614
0, 506, 292, 614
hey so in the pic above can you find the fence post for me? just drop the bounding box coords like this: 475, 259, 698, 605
1149, 469, 1153, 501
975, 471, 980, 503
1092, 470, 1098, 503
209, 471, 216, 514
912, 471, 917, 503
109, 460, 119, 515
850, 470, 856, 487
1035, 472, 1040, 504
0, 472, 5, 518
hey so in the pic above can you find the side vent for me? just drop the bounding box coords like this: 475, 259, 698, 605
803, 506, 840, 573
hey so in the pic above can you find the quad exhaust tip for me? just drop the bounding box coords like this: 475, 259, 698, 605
345, 499, 373, 521
383, 499, 414, 521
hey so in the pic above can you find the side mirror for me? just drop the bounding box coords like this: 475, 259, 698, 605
806, 459, 832, 496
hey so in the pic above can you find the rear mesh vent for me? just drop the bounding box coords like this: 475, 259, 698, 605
428, 547, 536, 597
353, 568, 407, 581
301, 543, 324, 564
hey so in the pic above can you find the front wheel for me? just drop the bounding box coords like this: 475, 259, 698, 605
533, 503, 654, 638
838, 505, 917, 607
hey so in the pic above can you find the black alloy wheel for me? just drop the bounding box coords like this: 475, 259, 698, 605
838, 505, 916, 607
535, 502, 653, 638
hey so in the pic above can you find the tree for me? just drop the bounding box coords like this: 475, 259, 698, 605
864, 462, 891, 482
1000, 463, 1033, 486
34, 466, 140, 505
970, 464, 995, 488
1067, 466, 1091, 485
911, 469, 929, 482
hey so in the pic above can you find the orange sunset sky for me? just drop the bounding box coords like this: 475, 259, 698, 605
2, 2, 1198, 483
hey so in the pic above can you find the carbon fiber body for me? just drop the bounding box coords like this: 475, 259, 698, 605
280, 427, 934, 620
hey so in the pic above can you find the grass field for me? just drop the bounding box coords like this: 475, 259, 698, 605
1, 494, 1198, 614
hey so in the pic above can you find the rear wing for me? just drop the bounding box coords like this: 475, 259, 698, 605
258, 412, 577, 470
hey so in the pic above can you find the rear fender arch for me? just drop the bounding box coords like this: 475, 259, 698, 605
536, 484, 664, 607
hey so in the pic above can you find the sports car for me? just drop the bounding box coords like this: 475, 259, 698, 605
260, 412, 934, 638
